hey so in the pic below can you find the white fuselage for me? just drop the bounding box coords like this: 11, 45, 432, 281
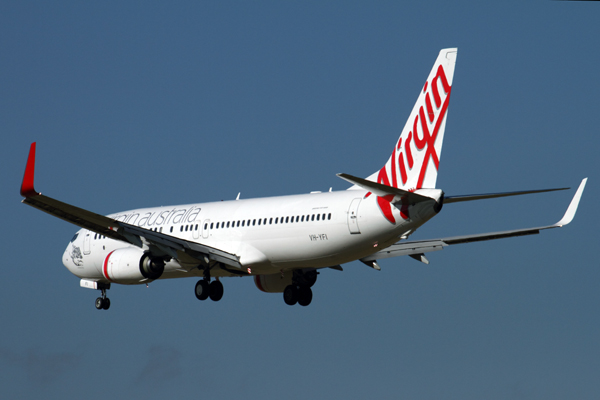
62, 188, 442, 284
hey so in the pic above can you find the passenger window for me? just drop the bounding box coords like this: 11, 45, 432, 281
170, 227, 173, 233
253, 219, 256, 226
227, 221, 230, 228
296, 216, 299, 222
269, 218, 273, 224
258, 219, 261, 226
237, 221, 240, 227
301, 216, 304, 222
285, 216, 289, 223
311, 215, 315, 221
210, 223, 214, 229
316, 214, 320, 221
328, 213, 331, 220
242, 220, 245, 227
204, 223, 208, 230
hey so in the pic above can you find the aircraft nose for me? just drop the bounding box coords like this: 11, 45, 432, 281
63, 243, 75, 272
63, 232, 84, 274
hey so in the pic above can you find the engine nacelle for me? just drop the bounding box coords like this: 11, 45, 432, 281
254, 273, 293, 293
102, 247, 165, 284
254, 269, 319, 293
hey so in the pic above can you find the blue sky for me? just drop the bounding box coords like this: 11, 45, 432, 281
1, 2, 599, 399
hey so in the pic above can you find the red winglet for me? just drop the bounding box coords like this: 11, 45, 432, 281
20, 142, 39, 197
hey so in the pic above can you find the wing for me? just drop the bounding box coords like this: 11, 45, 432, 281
20, 143, 242, 270
361, 178, 587, 266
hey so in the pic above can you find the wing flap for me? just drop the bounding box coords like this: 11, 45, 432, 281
361, 240, 446, 261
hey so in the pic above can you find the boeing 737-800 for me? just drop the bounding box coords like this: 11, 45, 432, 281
20, 48, 587, 310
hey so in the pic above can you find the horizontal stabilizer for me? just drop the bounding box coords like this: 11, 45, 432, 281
444, 187, 569, 204
337, 173, 432, 204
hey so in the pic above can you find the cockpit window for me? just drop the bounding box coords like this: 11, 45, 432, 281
70, 233, 79, 243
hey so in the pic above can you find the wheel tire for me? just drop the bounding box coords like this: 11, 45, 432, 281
297, 286, 313, 307
95, 297, 104, 310
102, 298, 111, 310
283, 285, 298, 306
209, 280, 224, 302
195, 280, 209, 301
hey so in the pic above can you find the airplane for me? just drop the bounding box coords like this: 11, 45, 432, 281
20, 48, 587, 310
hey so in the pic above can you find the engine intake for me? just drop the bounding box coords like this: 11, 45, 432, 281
140, 255, 165, 280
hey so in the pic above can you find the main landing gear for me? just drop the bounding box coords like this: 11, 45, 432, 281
283, 284, 312, 306
283, 269, 318, 306
194, 268, 224, 302
95, 285, 111, 310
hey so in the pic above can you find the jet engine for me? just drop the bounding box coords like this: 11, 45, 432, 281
254, 269, 318, 293
103, 247, 165, 284
254, 273, 293, 293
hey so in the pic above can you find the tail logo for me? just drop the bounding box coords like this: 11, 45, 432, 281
369, 64, 452, 224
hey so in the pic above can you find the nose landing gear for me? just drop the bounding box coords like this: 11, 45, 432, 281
95, 285, 110, 310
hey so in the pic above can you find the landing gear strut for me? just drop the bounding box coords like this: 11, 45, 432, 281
194, 267, 224, 302
95, 285, 111, 310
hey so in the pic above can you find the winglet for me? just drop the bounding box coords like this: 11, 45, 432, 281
21, 142, 40, 197
554, 178, 587, 227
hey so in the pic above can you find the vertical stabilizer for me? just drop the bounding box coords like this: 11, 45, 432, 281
362, 48, 457, 191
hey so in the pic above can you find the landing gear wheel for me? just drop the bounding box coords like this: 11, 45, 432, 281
102, 298, 111, 310
95, 297, 104, 310
209, 280, 224, 301
297, 286, 313, 307
195, 280, 210, 301
283, 285, 298, 306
